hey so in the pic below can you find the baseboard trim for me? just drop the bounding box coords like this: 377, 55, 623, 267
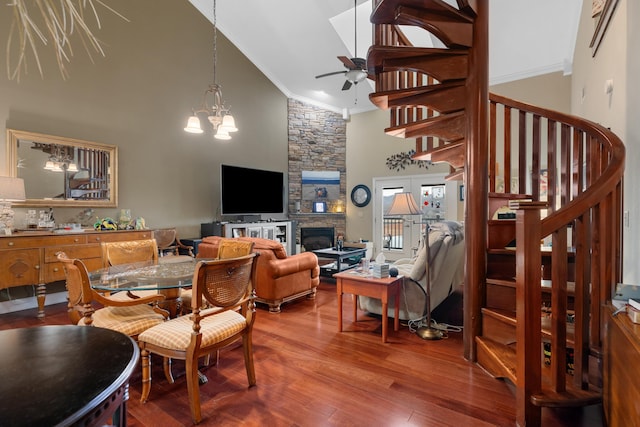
0, 292, 67, 315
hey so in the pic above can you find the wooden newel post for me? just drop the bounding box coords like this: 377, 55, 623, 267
510, 200, 547, 427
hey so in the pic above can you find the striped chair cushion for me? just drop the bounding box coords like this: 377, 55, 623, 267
80, 305, 166, 336
108, 289, 160, 301
139, 309, 246, 351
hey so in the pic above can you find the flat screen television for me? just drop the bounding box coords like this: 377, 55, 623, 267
220, 164, 285, 215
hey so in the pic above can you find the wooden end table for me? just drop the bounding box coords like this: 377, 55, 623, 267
334, 270, 402, 343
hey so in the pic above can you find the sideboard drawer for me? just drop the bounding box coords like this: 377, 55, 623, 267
87, 231, 153, 243
45, 257, 103, 283
44, 245, 101, 263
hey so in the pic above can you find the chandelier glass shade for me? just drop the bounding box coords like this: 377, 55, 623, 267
184, 0, 238, 140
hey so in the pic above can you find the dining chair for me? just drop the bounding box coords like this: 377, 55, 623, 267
138, 252, 259, 424
154, 228, 194, 264
57, 252, 169, 339
101, 239, 159, 267
101, 239, 162, 300
181, 238, 255, 312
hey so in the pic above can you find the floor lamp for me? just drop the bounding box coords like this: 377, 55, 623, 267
386, 192, 443, 340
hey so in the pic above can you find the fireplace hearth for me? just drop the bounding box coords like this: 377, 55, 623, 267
300, 227, 335, 251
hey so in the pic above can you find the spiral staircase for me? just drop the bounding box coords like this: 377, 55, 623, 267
367, 1, 625, 425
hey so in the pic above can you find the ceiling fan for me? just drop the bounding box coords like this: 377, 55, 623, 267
315, 0, 368, 91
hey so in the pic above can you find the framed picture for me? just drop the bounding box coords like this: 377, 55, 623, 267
590, 0, 620, 56
313, 201, 327, 213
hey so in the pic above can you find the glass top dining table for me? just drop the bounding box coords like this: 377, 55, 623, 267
89, 259, 203, 317
89, 259, 198, 292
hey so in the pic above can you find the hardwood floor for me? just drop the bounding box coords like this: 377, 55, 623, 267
0, 281, 604, 426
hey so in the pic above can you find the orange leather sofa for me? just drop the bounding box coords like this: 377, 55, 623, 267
198, 236, 320, 312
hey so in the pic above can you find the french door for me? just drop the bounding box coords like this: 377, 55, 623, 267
372, 174, 458, 262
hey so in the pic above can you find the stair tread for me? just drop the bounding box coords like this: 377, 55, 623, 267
531, 385, 601, 408
476, 337, 600, 408
367, 46, 469, 82
371, 0, 474, 25
481, 307, 576, 344
384, 111, 465, 140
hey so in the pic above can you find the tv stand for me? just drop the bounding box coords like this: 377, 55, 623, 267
222, 220, 296, 254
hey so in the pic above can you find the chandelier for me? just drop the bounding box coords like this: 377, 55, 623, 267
39, 144, 78, 172
184, 0, 238, 140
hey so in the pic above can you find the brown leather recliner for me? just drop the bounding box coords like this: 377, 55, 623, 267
198, 236, 320, 312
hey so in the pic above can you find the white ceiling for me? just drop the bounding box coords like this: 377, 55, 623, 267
188, 0, 583, 114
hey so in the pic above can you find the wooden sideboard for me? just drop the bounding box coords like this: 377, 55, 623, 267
0, 229, 154, 318
604, 304, 640, 426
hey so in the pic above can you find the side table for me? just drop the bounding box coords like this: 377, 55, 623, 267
334, 270, 402, 343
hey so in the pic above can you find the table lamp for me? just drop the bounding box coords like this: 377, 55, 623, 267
0, 176, 26, 235
386, 192, 443, 340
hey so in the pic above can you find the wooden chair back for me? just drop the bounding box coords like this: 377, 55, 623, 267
101, 239, 158, 267
194, 253, 258, 310
57, 252, 95, 325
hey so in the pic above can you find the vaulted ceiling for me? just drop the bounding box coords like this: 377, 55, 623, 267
188, 0, 582, 114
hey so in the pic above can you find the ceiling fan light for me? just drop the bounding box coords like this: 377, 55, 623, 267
220, 114, 238, 132
67, 163, 78, 172
44, 160, 56, 170
345, 69, 367, 83
184, 115, 204, 133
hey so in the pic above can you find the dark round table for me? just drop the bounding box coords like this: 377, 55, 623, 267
0, 325, 139, 426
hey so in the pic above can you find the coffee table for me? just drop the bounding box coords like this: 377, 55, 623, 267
312, 247, 366, 277
334, 269, 402, 343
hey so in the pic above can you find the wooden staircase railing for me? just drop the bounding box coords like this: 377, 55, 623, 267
368, 1, 625, 426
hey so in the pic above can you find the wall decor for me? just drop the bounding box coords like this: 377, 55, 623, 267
590, 0, 620, 56
301, 170, 340, 200
386, 150, 432, 171
6, 0, 129, 81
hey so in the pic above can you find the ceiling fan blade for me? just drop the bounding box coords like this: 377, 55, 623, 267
338, 56, 357, 70
315, 70, 347, 79
341, 80, 353, 91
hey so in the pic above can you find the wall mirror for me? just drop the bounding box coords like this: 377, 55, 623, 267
6, 129, 118, 207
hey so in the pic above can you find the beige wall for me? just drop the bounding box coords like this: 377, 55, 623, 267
1, 0, 288, 238
491, 71, 571, 113
571, 0, 638, 282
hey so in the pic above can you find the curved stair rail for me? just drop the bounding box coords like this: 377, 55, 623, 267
368, 1, 625, 425
488, 93, 624, 425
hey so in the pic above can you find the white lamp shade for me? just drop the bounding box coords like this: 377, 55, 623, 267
220, 114, 238, 132
386, 192, 422, 216
44, 160, 56, 170
214, 128, 231, 140
67, 163, 78, 172
0, 176, 26, 202
184, 115, 204, 133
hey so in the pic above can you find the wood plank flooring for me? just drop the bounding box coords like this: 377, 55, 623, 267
0, 280, 604, 426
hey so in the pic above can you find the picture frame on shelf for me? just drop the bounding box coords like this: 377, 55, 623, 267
313, 201, 327, 213
248, 227, 261, 238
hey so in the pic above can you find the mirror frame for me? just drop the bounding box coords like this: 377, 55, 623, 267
6, 129, 118, 207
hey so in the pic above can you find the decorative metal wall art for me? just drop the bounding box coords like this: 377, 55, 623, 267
386, 150, 432, 171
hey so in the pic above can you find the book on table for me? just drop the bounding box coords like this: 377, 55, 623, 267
628, 298, 640, 324
629, 298, 640, 311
